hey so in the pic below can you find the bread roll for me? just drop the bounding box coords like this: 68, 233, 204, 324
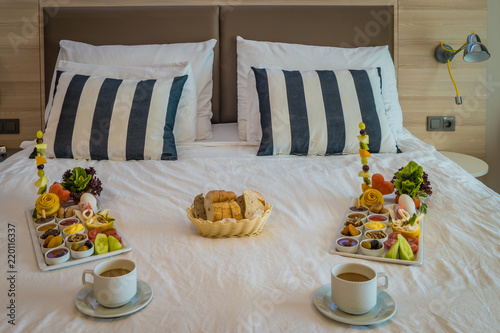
243, 190, 265, 219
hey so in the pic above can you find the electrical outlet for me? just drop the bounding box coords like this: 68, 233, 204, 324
427, 116, 455, 131
0, 119, 20, 134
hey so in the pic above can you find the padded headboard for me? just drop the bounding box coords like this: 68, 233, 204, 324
43, 5, 394, 124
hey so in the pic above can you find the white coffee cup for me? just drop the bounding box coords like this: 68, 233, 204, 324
82, 259, 137, 308
331, 263, 388, 315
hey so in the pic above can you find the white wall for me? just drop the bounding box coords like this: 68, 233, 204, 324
486, 0, 500, 193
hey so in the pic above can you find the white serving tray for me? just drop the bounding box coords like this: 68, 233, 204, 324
25, 208, 132, 272
329, 197, 424, 266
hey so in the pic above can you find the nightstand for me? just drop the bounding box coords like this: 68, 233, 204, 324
0, 148, 22, 162
440, 151, 489, 178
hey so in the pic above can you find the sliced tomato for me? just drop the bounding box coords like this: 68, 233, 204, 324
410, 243, 419, 253
384, 238, 398, 249
103, 228, 117, 236
88, 229, 102, 243
388, 232, 402, 240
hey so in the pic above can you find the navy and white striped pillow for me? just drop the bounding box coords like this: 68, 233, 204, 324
44, 72, 188, 160
251, 67, 400, 156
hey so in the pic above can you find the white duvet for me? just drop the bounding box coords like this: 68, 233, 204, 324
0, 125, 499, 332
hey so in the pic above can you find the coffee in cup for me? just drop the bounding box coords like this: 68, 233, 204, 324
330, 263, 388, 315
82, 259, 137, 308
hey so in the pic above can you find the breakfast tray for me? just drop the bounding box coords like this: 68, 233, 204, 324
25, 208, 132, 272
329, 197, 424, 266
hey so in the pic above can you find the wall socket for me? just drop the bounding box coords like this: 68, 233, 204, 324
0, 119, 20, 134
427, 116, 455, 131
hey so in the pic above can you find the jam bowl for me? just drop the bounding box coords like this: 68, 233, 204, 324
366, 214, 389, 226
335, 236, 360, 254
58, 217, 80, 233
44, 247, 70, 265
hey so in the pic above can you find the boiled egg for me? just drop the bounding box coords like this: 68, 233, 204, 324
79, 193, 97, 213
398, 194, 416, 216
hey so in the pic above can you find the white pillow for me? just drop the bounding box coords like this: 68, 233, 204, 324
53, 60, 197, 143
237, 36, 403, 143
46, 39, 217, 140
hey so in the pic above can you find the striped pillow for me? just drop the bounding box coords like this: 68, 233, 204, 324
251, 67, 400, 156
44, 72, 188, 160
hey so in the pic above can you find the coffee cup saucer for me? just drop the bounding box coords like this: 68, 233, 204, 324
75, 279, 153, 318
313, 284, 396, 325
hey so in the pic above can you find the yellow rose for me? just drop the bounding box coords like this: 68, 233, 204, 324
361, 189, 384, 207
35, 193, 60, 217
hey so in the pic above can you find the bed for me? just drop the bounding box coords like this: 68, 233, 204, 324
1, 5, 499, 332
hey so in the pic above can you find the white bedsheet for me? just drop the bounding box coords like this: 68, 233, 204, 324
1, 127, 499, 332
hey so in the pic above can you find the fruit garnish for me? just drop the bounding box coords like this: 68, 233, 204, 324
35, 193, 60, 218
360, 189, 384, 207
32, 131, 49, 195
371, 173, 395, 195
49, 183, 71, 204
357, 123, 372, 192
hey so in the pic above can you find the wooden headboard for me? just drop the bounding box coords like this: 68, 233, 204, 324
43, 5, 394, 124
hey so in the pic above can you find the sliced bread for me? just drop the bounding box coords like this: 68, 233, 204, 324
193, 194, 206, 220
243, 189, 266, 219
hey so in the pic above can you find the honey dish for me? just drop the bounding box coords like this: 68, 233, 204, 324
36, 222, 58, 237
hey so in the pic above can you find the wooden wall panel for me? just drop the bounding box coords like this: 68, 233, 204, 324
0, 0, 488, 164
398, 0, 488, 159
0, 0, 41, 148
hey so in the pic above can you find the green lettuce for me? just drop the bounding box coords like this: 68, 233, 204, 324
393, 161, 425, 199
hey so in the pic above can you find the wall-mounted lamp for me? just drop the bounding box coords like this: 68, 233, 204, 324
434, 31, 490, 104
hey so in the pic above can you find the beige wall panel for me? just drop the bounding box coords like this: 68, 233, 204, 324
0, 82, 40, 110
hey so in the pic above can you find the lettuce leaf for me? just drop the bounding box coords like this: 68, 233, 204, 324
393, 161, 424, 199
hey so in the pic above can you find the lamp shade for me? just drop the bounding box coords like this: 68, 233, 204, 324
463, 33, 490, 63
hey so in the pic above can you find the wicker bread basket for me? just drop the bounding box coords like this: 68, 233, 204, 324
186, 203, 272, 238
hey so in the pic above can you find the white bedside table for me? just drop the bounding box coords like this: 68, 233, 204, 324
440, 151, 489, 177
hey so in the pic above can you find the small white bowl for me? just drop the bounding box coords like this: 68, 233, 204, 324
348, 205, 369, 216
65, 233, 88, 250
70, 242, 94, 259
38, 229, 61, 245
36, 222, 58, 237
58, 217, 80, 232
367, 214, 390, 226
62, 223, 86, 239
44, 247, 70, 265
40, 238, 65, 254
339, 228, 362, 242
335, 236, 360, 254
33, 216, 56, 226
347, 213, 368, 224
360, 239, 385, 257
363, 230, 388, 244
